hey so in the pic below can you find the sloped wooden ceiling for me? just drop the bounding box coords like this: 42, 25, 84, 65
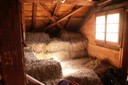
22, 0, 111, 32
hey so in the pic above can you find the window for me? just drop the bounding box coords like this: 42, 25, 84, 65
95, 10, 122, 50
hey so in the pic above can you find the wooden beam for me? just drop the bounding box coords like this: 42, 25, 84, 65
97, 0, 112, 6
0, 0, 26, 85
36, 2, 55, 22
53, 2, 61, 16
26, 74, 45, 85
44, 6, 85, 31
35, 2, 64, 30
31, 3, 37, 31
121, 10, 128, 78
64, 5, 78, 28
101, 1, 128, 12
21, 1, 26, 42
24, 0, 96, 6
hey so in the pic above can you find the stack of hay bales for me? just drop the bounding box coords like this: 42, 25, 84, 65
24, 31, 104, 85
25, 31, 88, 61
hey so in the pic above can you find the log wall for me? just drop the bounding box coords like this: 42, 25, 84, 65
81, 15, 121, 67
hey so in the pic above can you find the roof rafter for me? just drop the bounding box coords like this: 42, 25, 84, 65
44, 6, 85, 31
33, 1, 64, 31
24, 0, 96, 6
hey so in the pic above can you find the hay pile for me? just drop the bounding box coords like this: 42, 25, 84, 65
60, 57, 101, 76
60, 57, 103, 85
24, 31, 104, 85
60, 31, 84, 40
25, 31, 88, 61
25, 59, 62, 85
65, 69, 102, 85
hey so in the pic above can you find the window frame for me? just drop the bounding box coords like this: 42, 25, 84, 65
95, 9, 123, 50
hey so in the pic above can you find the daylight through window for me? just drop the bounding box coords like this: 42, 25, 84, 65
96, 12, 120, 43
95, 10, 122, 49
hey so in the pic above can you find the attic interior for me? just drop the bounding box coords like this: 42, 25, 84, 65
0, 0, 128, 85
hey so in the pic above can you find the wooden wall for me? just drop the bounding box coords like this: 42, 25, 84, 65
81, 2, 128, 68
81, 15, 121, 68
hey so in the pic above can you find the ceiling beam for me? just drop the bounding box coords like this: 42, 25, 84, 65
24, 0, 96, 6
44, 6, 85, 31
31, 3, 37, 31
34, 1, 64, 31
53, 2, 61, 16
36, 2, 55, 22
64, 5, 78, 28
97, 0, 112, 6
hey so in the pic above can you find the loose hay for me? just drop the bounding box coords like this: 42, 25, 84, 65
61, 58, 103, 85
65, 69, 102, 85
25, 59, 62, 83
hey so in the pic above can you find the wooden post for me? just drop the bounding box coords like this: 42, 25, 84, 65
21, 1, 26, 45
0, 0, 26, 85
121, 9, 128, 77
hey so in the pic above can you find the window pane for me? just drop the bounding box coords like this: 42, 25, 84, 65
96, 25, 105, 32
107, 13, 119, 23
96, 33, 105, 40
106, 33, 118, 42
107, 24, 119, 32
96, 16, 105, 24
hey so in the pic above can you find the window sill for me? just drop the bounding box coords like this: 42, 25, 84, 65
96, 43, 120, 51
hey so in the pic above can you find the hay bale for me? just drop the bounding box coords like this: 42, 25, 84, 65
65, 69, 103, 85
25, 59, 62, 82
60, 31, 84, 40
46, 39, 87, 52
33, 50, 88, 61
24, 52, 37, 63
46, 40, 72, 52
26, 32, 50, 43
70, 40, 87, 51
25, 32, 87, 53
26, 43, 47, 52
